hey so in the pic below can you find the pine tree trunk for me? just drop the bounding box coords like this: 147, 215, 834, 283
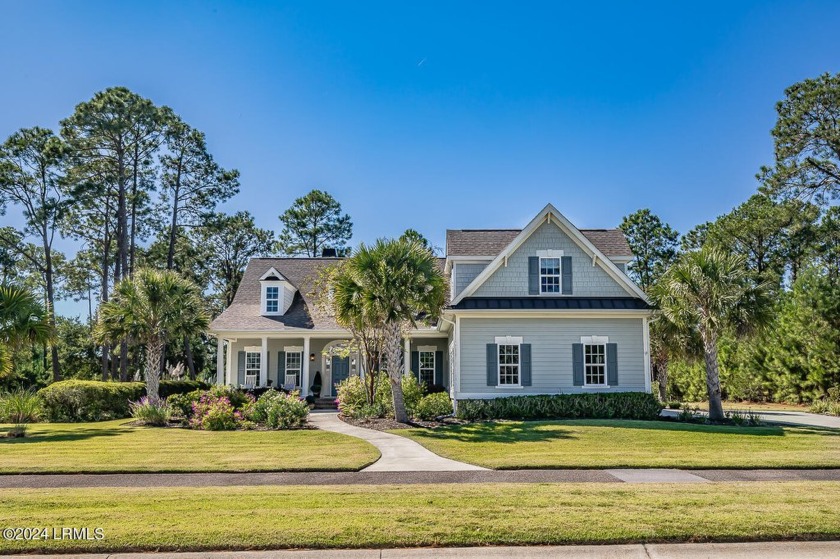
145, 338, 163, 403
384, 321, 409, 423
702, 329, 725, 421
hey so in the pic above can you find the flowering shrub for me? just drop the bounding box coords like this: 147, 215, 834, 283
249, 390, 309, 429
129, 397, 172, 426
189, 394, 245, 431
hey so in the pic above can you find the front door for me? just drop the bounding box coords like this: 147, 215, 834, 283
331, 355, 350, 395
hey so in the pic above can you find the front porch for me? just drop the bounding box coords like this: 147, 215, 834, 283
214, 334, 451, 398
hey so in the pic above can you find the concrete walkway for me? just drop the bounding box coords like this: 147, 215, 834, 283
308, 411, 485, 472
3, 469, 839, 489
661, 408, 840, 429
6, 541, 840, 558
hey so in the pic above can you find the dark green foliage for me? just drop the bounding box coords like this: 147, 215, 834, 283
414, 392, 453, 420
37, 379, 208, 421
455, 392, 663, 421
278, 189, 352, 257
619, 209, 679, 290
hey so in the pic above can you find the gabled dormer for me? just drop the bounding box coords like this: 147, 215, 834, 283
260, 267, 295, 316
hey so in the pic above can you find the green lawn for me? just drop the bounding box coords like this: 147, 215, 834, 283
395, 420, 840, 469
1, 482, 839, 552
0, 420, 379, 473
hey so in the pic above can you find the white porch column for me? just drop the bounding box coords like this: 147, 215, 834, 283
403, 336, 411, 375
226, 339, 234, 385
216, 337, 224, 386
301, 336, 311, 397
260, 336, 268, 387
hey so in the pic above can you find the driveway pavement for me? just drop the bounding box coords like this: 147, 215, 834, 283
308, 411, 485, 472
661, 408, 840, 429
5, 541, 840, 559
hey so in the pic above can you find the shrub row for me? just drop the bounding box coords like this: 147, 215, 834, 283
455, 392, 663, 421
37, 379, 209, 422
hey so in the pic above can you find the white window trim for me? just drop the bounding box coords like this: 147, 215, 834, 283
284, 348, 303, 388
536, 249, 564, 258
417, 346, 436, 385
581, 336, 609, 388
264, 284, 280, 314
496, 338, 522, 388
538, 256, 562, 295
243, 347, 261, 387
261, 282, 283, 316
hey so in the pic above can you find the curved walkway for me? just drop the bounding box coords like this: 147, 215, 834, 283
308, 411, 486, 472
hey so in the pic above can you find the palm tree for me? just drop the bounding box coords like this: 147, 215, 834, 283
0, 285, 53, 378
330, 239, 446, 423
94, 269, 208, 402
655, 248, 771, 420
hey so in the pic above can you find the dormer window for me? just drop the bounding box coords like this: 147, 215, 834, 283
260, 266, 292, 316
265, 286, 279, 313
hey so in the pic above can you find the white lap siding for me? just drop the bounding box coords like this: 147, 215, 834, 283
458, 317, 646, 397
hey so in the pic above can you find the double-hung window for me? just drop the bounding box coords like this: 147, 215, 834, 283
285, 350, 302, 387
245, 351, 260, 387
498, 344, 520, 386
265, 286, 279, 313
584, 343, 607, 387
418, 350, 435, 386
539, 257, 561, 293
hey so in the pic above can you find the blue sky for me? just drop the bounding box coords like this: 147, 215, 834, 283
1, 1, 839, 259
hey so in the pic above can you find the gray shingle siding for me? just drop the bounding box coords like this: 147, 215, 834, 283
472, 222, 630, 298
454, 263, 487, 298
458, 317, 646, 395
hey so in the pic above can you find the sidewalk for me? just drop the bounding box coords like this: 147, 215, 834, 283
2, 468, 839, 489
308, 412, 485, 472
5, 541, 840, 559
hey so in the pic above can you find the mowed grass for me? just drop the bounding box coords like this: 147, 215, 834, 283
395, 420, 840, 469
0, 420, 379, 473
1, 482, 840, 552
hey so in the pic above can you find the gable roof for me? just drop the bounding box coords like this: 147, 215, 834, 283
446, 228, 632, 258
209, 256, 448, 333
451, 204, 648, 305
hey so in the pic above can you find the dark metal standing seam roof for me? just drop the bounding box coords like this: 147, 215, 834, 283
449, 297, 651, 311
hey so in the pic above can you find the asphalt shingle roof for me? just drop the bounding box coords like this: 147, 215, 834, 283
210, 257, 447, 332
445, 228, 632, 257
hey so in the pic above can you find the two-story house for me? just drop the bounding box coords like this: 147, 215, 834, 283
208, 204, 653, 404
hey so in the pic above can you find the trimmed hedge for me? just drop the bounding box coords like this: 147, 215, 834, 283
455, 392, 663, 421
38, 380, 209, 422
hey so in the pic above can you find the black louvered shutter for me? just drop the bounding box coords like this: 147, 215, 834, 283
607, 343, 618, 386
561, 256, 573, 294
237, 351, 246, 386
572, 343, 584, 386
520, 344, 532, 386
435, 351, 444, 386
528, 256, 540, 295
486, 343, 498, 386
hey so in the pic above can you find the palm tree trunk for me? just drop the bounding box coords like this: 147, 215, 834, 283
702, 330, 725, 421
146, 338, 163, 403
184, 335, 196, 380
654, 362, 668, 402
384, 321, 409, 423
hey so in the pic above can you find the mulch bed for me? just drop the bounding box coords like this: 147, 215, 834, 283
339, 415, 467, 431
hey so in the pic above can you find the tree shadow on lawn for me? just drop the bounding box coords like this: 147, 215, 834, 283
0, 424, 125, 444
406, 419, 829, 444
